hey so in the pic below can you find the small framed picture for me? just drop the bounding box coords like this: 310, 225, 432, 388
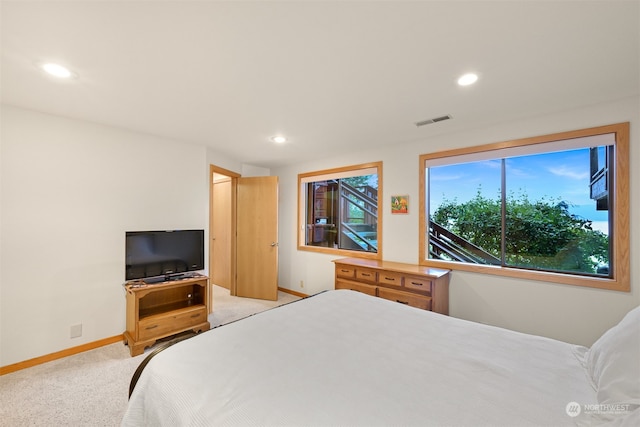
391, 195, 409, 214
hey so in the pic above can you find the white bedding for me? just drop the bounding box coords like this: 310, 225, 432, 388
122, 289, 599, 426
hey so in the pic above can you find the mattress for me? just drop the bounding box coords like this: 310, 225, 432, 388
122, 289, 597, 426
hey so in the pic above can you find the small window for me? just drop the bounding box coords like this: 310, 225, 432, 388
298, 162, 382, 258
419, 123, 629, 291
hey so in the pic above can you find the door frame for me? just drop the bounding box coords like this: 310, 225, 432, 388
209, 164, 241, 301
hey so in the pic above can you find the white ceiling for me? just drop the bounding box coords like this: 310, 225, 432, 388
2, 1, 638, 168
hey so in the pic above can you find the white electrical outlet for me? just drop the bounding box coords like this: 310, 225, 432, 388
299, 280, 304, 288
70, 323, 82, 338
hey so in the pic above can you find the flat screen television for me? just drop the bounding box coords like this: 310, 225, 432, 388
125, 229, 204, 282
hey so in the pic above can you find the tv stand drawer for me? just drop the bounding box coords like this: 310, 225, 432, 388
138, 306, 207, 341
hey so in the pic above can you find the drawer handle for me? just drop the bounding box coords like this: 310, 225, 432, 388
145, 325, 158, 330
190, 313, 201, 318
361, 273, 371, 277
384, 277, 395, 281
410, 281, 423, 286
341, 269, 350, 273
396, 300, 409, 305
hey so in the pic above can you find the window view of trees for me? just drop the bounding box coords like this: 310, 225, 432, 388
432, 188, 610, 275
428, 145, 612, 277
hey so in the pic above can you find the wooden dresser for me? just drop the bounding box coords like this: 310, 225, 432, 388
333, 258, 450, 315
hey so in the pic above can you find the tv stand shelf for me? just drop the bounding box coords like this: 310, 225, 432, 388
123, 275, 210, 356
139, 301, 200, 319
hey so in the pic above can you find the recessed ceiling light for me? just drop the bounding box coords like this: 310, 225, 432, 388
41, 63, 75, 79
457, 73, 478, 86
270, 136, 287, 144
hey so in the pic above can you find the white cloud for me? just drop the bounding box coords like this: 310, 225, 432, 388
547, 165, 589, 180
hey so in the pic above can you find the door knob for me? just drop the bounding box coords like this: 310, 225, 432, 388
271, 242, 279, 247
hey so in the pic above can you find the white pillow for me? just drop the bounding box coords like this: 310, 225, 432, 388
587, 305, 640, 409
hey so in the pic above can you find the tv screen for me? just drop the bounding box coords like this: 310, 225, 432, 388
125, 230, 204, 281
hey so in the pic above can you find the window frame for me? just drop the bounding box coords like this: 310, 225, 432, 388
298, 161, 383, 259
419, 122, 630, 291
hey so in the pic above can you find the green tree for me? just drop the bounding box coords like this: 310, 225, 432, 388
431, 189, 609, 274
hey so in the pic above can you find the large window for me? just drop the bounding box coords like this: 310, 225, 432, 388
298, 162, 382, 258
419, 123, 629, 291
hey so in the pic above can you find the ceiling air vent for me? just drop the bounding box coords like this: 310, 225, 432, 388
415, 115, 452, 127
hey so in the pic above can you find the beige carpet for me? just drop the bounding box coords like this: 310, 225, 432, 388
0, 285, 300, 427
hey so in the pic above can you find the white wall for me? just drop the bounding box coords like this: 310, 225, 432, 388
274, 96, 640, 347
242, 164, 270, 177
0, 105, 211, 366
206, 148, 242, 177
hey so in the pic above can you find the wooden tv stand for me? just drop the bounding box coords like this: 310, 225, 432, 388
123, 275, 210, 356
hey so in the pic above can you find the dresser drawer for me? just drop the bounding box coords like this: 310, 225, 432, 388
404, 275, 433, 294
336, 280, 377, 296
378, 288, 432, 310
138, 306, 207, 340
378, 271, 403, 287
335, 265, 356, 279
356, 268, 377, 284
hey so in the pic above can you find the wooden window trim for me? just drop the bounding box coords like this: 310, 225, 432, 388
419, 122, 630, 292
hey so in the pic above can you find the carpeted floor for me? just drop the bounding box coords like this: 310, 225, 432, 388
0, 285, 300, 427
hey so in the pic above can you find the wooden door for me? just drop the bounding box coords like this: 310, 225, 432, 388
236, 176, 278, 300
211, 177, 232, 289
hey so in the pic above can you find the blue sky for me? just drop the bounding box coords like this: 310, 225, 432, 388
428, 147, 609, 234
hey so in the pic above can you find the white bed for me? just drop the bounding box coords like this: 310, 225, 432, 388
122, 290, 639, 426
